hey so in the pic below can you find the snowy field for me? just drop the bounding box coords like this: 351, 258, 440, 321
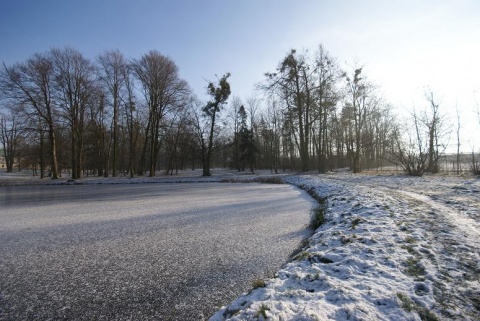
212, 173, 480, 321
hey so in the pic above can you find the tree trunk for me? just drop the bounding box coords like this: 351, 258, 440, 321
47, 122, 59, 179
204, 110, 217, 176
112, 92, 118, 177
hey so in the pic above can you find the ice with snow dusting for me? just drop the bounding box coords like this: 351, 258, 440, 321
211, 173, 480, 320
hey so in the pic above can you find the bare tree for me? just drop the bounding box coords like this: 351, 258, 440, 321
424, 92, 444, 173
369, 103, 396, 169
51, 47, 97, 179
121, 63, 140, 178
0, 111, 22, 172
86, 90, 111, 177
313, 45, 340, 172
343, 67, 374, 173
133, 50, 190, 176
97, 49, 128, 177
262, 99, 282, 173
227, 95, 243, 171
263, 49, 316, 171
0, 54, 60, 178
202, 73, 231, 176
164, 105, 190, 175
190, 97, 209, 172
246, 95, 260, 137
390, 110, 429, 176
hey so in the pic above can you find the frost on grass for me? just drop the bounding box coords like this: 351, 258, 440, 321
211, 174, 480, 321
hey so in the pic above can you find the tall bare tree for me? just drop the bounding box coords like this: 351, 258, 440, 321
121, 64, 140, 178
313, 45, 340, 172
0, 111, 22, 172
164, 105, 190, 175
227, 95, 243, 170
190, 96, 209, 171
264, 50, 315, 171
1, 54, 60, 178
246, 95, 260, 138
133, 50, 189, 176
97, 49, 128, 177
51, 47, 97, 179
265, 99, 282, 173
86, 90, 110, 176
202, 73, 231, 176
423, 91, 445, 173
343, 67, 374, 173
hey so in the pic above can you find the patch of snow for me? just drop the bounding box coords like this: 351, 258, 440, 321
211, 173, 480, 320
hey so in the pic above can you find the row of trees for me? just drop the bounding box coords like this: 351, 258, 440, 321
261, 47, 398, 173
0, 44, 467, 178
0, 48, 231, 178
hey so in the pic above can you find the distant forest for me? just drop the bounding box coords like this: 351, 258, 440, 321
1, 45, 479, 178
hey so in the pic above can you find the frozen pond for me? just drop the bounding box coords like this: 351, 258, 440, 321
0, 183, 313, 320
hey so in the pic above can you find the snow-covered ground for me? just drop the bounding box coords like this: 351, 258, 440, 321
211, 173, 480, 321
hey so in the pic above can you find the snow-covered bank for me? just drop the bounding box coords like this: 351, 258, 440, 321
211, 174, 480, 320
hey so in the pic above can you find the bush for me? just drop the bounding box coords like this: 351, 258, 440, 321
251, 278, 266, 289
253, 176, 284, 184
309, 205, 326, 230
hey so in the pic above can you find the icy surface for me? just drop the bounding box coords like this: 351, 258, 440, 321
211, 173, 480, 320
0, 183, 312, 320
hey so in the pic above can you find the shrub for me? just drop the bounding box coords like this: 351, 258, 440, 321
309, 205, 326, 230
253, 176, 284, 184
251, 278, 266, 289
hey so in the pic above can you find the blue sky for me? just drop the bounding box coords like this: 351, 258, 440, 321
1, 0, 480, 148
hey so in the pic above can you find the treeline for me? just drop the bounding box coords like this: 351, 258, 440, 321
0, 45, 471, 178
0, 48, 205, 178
